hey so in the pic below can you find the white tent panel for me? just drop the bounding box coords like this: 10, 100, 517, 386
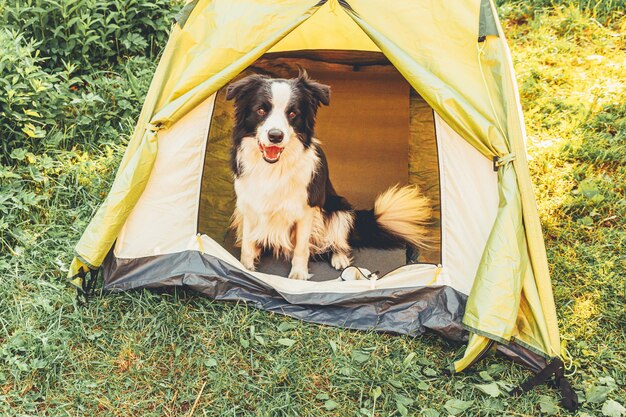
435, 113, 499, 294
114, 94, 217, 258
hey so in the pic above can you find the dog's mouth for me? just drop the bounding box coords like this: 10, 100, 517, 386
258, 142, 284, 163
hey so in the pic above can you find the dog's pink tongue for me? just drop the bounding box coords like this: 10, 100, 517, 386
264, 146, 282, 160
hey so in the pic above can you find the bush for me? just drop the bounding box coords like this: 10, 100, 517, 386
0, 29, 68, 164
1, 0, 179, 71
58, 55, 158, 150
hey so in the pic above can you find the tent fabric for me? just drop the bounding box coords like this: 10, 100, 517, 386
69, 0, 562, 375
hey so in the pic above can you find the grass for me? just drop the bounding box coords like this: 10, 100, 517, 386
1, 3, 625, 417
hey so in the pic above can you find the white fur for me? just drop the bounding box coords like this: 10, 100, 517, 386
233, 136, 318, 256
257, 82, 294, 148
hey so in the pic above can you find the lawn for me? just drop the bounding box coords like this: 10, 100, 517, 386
0, 1, 624, 416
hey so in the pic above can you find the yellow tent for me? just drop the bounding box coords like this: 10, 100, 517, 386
69, 0, 575, 408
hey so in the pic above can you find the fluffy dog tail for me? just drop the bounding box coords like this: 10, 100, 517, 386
350, 185, 432, 249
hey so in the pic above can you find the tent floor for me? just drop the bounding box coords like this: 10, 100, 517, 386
222, 232, 408, 281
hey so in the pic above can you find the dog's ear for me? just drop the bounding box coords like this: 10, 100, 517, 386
226, 74, 267, 101
296, 70, 330, 106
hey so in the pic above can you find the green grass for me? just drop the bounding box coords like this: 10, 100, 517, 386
1, 3, 625, 417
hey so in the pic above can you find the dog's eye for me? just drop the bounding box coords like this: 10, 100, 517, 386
257, 108, 266, 116
288, 111, 296, 119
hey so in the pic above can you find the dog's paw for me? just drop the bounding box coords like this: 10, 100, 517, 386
241, 257, 256, 271
331, 253, 351, 270
288, 266, 310, 280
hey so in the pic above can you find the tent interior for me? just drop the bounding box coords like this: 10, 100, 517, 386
197, 51, 443, 281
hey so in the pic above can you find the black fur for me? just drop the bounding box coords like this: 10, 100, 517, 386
350, 210, 405, 249
307, 146, 330, 208
291, 72, 330, 148
226, 74, 272, 176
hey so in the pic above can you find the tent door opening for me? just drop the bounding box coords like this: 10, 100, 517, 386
197, 51, 442, 281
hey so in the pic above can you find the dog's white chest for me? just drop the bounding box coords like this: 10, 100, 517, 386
235, 169, 310, 222
233, 138, 319, 249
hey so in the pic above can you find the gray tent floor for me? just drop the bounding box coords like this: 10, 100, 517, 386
221, 232, 407, 281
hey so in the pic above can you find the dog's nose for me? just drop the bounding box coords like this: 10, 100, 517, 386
268, 129, 284, 143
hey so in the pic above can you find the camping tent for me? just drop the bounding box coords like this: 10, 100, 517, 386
68, 0, 575, 406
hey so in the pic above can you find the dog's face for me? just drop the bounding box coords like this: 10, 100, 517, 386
226, 72, 330, 164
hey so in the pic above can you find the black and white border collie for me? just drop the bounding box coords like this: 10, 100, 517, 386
226, 71, 431, 280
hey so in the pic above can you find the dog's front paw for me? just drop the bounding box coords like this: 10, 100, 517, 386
288, 266, 310, 280
331, 253, 351, 270
241, 257, 256, 271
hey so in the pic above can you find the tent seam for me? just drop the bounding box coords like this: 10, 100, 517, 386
75, 253, 98, 270
461, 322, 510, 346
462, 322, 552, 359
510, 336, 552, 360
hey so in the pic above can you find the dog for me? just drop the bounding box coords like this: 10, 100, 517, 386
226, 71, 431, 280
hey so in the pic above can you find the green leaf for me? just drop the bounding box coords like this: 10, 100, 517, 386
591, 193, 606, 204
10, 148, 27, 161
339, 366, 352, 376
351, 349, 370, 364
277, 322, 296, 332
423, 367, 438, 376
479, 371, 493, 381
329, 340, 337, 354
324, 400, 338, 411
23, 109, 41, 117
602, 400, 626, 417
403, 352, 416, 367
417, 357, 436, 366
394, 393, 413, 406
417, 381, 429, 391
239, 338, 249, 348
205, 358, 217, 367
370, 386, 382, 401
422, 409, 440, 417
539, 395, 558, 415
579, 179, 600, 199
444, 399, 473, 415
599, 376, 618, 389
388, 379, 403, 388
474, 382, 502, 397
586, 385, 612, 403
277, 338, 296, 347
315, 393, 329, 401
495, 380, 513, 392
396, 402, 408, 416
